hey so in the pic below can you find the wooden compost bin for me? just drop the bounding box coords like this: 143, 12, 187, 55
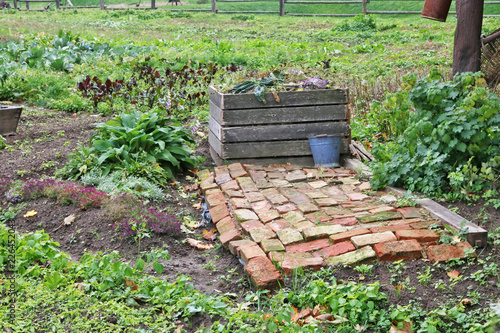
208, 86, 351, 166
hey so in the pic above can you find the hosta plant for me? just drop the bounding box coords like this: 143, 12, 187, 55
57, 110, 196, 184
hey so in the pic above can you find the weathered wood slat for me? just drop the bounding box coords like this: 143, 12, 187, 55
210, 116, 348, 143
209, 86, 348, 110
209, 131, 349, 159
210, 147, 315, 167
209, 101, 348, 125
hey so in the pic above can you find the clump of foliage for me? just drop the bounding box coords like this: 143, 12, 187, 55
1, 178, 108, 209
0, 135, 6, 150
77, 61, 239, 116
81, 170, 165, 201
228, 71, 284, 103
371, 71, 500, 197
335, 14, 377, 32
57, 110, 196, 185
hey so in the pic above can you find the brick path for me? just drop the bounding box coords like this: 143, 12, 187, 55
196, 163, 475, 290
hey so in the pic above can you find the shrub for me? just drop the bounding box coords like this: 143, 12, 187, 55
371, 71, 500, 196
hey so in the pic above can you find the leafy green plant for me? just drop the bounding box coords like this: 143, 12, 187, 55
228, 71, 284, 104
335, 14, 377, 32
58, 110, 196, 184
371, 71, 500, 196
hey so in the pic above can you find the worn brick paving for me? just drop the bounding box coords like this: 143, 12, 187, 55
197, 163, 476, 290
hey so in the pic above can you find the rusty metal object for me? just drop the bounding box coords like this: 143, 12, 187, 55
421, 0, 453, 22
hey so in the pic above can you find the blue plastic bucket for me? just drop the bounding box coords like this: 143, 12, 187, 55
308, 135, 342, 168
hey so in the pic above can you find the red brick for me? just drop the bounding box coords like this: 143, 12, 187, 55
347, 193, 370, 201
220, 179, 240, 192
288, 193, 312, 205
251, 200, 273, 215
228, 163, 248, 178
228, 239, 256, 255
312, 241, 355, 258
388, 218, 422, 225
280, 257, 326, 274
397, 207, 422, 219
369, 225, 411, 233
240, 244, 267, 264
230, 197, 252, 209
215, 174, 233, 185
219, 228, 242, 248
305, 211, 332, 223
395, 229, 440, 243
258, 210, 280, 223
425, 242, 476, 262
206, 192, 227, 207
245, 191, 266, 203
297, 203, 319, 213
268, 219, 292, 233
276, 204, 297, 214
200, 176, 218, 192
240, 220, 265, 235
329, 228, 371, 244
267, 194, 289, 205
209, 204, 230, 223
245, 256, 283, 290
268, 251, 313, 262
331, 216, 358, 226
374, 239, 423, 261
369, 206, 397, 214
225, 190, 245, 198
410, 220, 443, 230
216, 216, 236, 234
285, 238, 331, 253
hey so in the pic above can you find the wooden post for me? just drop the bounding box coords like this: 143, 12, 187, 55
151, 0, 155, 9
279, 0, 285, 16
13, 0, 17, 9
99, 0, 104, 10
211, 0, 216, 13
55, 0, 60, 9
362, 0, 367, 15
452, 0, 484, 75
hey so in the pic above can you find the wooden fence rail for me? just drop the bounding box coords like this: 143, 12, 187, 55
12, 0, 500, 17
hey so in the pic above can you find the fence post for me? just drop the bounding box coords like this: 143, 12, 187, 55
13, 0, 17, 9
99, 0, 104, 10
26, 1, 30, 9
211, 0, 216, 13
55, 0, 60, 9
151, 0, 155, 9
362, 0, 367, 15
279, 0, 285, 16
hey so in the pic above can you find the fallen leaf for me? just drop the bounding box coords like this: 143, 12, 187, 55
74, 282, 86, 291
202, 229, 217, 241
394, 285, 403, 290
24, 210, 37, 218
196, 131, 205, 137
183, 184, 199, 192
192, 203, 201, 210
186, 238, 213, 250
64, 214, 76, 225
315, 313, 333, 321
188, 169, 200, 175
272, 91, 280, 103
125, 278, 138, 291
298, 307, 313, 320
389, 321, 413, 333
290, 306, 300, 322
460, 298, 473, 306
447, 270, 460, 279
355, 325, 366, 332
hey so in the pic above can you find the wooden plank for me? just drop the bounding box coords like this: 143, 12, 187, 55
210, 147, 316, 167
209, 101, 347, 125
210, 116, 349, 143
209, 86, 347, 110
209, 132, 349, 159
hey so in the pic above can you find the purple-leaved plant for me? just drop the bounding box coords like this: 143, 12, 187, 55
112, 207, 181, 239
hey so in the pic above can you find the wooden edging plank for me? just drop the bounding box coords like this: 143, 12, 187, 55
209, 101, 348, 126
209, 116, 349, 143
209, 86, 348, 110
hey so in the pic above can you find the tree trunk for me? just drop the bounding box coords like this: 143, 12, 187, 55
452, 0, 484, 75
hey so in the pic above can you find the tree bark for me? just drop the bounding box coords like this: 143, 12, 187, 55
452, 0, 484, 75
